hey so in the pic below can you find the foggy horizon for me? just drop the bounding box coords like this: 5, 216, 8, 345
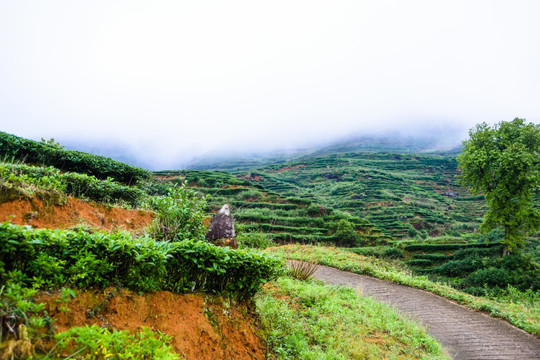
1, 1, 538, 169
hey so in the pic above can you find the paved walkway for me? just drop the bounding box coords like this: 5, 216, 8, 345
312, 265, 540, 360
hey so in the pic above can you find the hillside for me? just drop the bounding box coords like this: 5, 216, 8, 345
245, 151, 486, 240
152, 169, 389, 245
0, 132, 451, 359
180, 149, 539, 296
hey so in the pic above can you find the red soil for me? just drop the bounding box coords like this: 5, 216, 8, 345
38, 289, 265, 360
0, 197, 154, 232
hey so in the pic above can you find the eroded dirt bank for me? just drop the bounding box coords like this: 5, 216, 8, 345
38, 289, 265, 360
0, 197, 154, 232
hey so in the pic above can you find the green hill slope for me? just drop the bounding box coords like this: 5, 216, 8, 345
241, 152, 487, 241
152, 169, 389, 245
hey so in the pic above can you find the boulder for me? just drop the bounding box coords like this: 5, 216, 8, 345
206, 205, 237, 248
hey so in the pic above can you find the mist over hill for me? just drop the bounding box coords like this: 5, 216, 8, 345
185, 131, 463, 171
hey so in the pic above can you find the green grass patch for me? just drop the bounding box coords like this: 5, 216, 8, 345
256, 277, 449, 360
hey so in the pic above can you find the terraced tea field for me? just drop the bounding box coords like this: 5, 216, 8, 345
152, 169, 390, 245
241, 152, 488, 241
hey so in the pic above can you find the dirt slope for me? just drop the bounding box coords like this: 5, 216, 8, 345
313, 265, 540, 360
38, 289, 265, 360
0, 197, 154, 232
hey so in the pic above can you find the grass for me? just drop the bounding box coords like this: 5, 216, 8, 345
256, 277, 450, 360
265, 244, 540, 336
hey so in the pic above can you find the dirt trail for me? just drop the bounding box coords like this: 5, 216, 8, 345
313, 265, 540, 360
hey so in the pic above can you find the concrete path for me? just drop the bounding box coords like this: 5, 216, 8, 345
313, 265, 540, 360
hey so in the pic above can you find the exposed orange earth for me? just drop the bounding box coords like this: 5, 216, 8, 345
0, 196, 154, 232
38, 290, 265, 360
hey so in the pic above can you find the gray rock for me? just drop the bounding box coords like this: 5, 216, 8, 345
442, 191, 460, 198
205, 204, 236, 241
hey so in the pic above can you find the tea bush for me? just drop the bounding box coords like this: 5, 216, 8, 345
236, 232, 275, 250
0, 163, 145, 207
349, 246, 404, 259
0, 222, 284, 300
0, 132, 150, 185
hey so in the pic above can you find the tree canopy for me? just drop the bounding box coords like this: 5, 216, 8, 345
457, 118, 540, 254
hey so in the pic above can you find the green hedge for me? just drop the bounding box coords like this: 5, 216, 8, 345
0, 132, 150, 185
0, 223, 284, 299
0, 163, 145, 207
229, 201, 298, 210
412, 253, 453, 261
404, 242, 501, 252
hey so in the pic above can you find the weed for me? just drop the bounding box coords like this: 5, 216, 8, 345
286, 260, 317, 281
50, 325, 179, 359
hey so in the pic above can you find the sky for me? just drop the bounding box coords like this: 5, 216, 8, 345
0, 1, 539, 169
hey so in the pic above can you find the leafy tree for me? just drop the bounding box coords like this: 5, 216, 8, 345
457, 118, 540, 254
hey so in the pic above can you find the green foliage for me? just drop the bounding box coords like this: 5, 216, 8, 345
53, 325, 179, 360
148, 182, 208, 242
350, 246, 404, 259
61, 172, 145, 207
486, 284, 539, 308
334, 219, 359, 246
0, 131, 150, 185
457, 118, 540, 253
404, 242, 499, 252
0, 282, 46, 342
152, 168, 386, 247
0, 222, 284, 300
427, 251, 540, 293
256, 277, 448, 360
40, 137, 64, 149
0, 162, 145, 207
236, 232, 275, 250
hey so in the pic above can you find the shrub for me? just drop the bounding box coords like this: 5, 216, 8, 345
467, 267, 511, 288
406, 259, 433, 267
0, 162, 145, 207
383, 247, 405, 259
237, 232, 275, 250
148, 182, 208, 242
0, 223, 284, 300
404, 243, 500, 252
61, 172, 145, 207
334, 219, 359, 246
236, 190, 262, 201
